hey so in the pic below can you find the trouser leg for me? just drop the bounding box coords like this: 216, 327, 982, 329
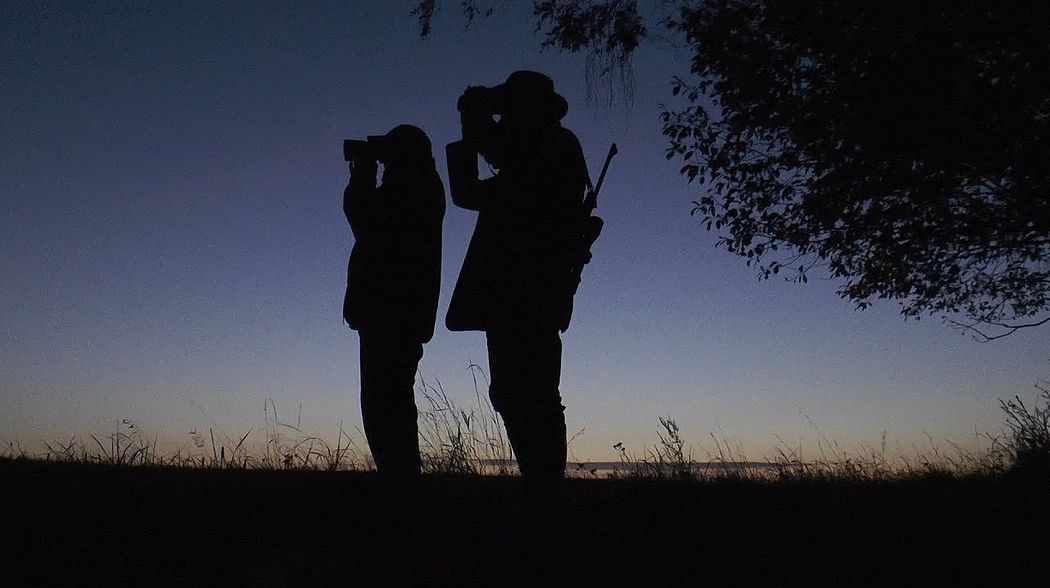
486, 329, 567, 480
359, 331, 423, 476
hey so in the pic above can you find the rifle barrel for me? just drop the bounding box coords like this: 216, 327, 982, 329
586, 143, 618, 209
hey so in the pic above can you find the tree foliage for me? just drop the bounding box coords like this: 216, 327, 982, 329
416, 1, 1050, 338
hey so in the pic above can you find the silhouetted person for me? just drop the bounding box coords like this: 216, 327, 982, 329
445, 71, 589, 480
343, 124, 445, 477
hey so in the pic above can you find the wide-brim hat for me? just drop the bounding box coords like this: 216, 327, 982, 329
493, 70, 569, 121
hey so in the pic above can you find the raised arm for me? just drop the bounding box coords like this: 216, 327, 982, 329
343, 159, 380, 240
445, 140, 504, 211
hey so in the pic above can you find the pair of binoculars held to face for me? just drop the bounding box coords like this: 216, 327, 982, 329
343, 135, 393, 163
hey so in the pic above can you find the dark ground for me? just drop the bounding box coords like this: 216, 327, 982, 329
2, 458, 1047, 586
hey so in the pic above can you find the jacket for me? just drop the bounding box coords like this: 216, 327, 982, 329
445, 124, 588, 332
343, 160, 445, 342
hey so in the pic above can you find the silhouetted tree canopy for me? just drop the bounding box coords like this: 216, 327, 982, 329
416, 1, 1050, 339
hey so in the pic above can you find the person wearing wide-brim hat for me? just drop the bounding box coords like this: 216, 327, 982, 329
446, 71, 590, 480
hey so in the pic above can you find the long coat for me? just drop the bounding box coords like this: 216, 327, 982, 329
445, 124, 589, 333
343, 160, 445, 343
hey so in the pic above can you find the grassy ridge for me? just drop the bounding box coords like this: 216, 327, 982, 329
3, 457, 1047, 586
5, 381, 1048, 584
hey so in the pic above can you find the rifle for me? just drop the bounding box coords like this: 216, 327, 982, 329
561, 143, 618, 331
586, 143, 618, 212
577, 142, 617, 264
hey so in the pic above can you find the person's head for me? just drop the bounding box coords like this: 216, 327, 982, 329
381, 124, 434, 172
492, 71, 568, 128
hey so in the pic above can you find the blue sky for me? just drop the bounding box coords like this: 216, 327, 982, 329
2, 2, 1047, 461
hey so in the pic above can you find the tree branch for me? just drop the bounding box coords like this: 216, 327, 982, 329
947, 316, 1050, 342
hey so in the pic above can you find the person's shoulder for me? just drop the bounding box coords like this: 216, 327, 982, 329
552, 125, 582, 147
546, 126, 584, 160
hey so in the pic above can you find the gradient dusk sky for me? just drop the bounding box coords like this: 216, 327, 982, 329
3, 2, 1048, 461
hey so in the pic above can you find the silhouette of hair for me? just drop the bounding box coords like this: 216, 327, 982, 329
383, 124, 434, 161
